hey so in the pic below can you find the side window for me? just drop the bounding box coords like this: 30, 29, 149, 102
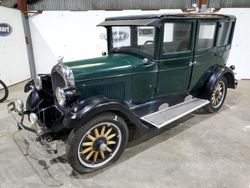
137, 26, 155, 45
162, 22, 192, 54
217, 22, 232, 46
197, 22, 216, 49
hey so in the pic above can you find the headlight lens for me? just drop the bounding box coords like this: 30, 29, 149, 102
29, 113, 38, 124
34, 75, 42, 90
15, 99, 24, 111
55, 87, 66, 106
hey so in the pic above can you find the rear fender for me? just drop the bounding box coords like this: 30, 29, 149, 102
200, 65, 236, 99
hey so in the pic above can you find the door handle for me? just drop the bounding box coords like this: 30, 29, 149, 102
189, 61, 199, 66
144, 61, 156, 67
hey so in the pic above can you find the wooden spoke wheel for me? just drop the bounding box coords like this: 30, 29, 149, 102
66, 113, 128, 173
211, 80, 226, 108
78, 122, 121, 168
205, 76, 227, 113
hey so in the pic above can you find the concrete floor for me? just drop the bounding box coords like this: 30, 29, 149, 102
0, 80, 250, 188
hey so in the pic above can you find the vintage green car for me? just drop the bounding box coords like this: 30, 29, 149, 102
8, 13, 237, 173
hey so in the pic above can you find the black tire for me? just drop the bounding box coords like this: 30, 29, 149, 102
205, 76, 227, 113
0, 80, 9, 103
66, 112, 128, 174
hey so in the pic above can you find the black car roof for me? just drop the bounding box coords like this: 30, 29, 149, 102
105, 13, 236, 21
98, 13, 236, 27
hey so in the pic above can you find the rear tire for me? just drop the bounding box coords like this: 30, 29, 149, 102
0, 80, 9, 103
205, 76, 227, 113
66, 112, 128, 174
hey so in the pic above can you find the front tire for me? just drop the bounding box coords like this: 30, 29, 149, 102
205, 76, 227, 113
66, 113, 128, 173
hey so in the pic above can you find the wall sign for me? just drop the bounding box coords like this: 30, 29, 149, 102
0, 23, 12, 37
112, 31, 128, 43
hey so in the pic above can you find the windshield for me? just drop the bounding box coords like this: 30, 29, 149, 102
109, 26, 156, 58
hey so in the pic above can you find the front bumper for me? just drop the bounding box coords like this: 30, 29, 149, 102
7, 101, 58, 155
8, 102, 38, 134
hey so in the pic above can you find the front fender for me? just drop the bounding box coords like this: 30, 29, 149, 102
63, 96, 149, 133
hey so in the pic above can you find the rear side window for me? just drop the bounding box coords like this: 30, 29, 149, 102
162, 22, 192, 54
197, 22, 216, 49
217, 22, 232, 46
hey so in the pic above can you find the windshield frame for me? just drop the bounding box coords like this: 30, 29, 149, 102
107, 25, 159, 60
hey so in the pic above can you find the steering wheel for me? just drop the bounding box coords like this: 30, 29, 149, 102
144, 40, 154, 45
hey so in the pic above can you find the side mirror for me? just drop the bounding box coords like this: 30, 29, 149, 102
102, 52, 107, 56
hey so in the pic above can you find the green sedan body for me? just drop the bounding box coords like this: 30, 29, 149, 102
9, 13, 237, 174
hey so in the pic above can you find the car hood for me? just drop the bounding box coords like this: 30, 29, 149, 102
65, 53, 141, 82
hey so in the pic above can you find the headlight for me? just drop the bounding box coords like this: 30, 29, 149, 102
34, 75, 42, 90
55, 87, 78, 106
29, 113, 38, 124
55, 87, 66, 106
15, 99, 24, 111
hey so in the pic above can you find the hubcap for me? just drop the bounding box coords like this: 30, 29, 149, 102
99, 143, 107, 151
77, 122, 122, 168
211, 81, 225, 108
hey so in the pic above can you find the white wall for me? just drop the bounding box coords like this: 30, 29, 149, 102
219, 9, 250, 79
0, 6, 31, 86
28, 9, 181, 74
29, 9, 250, 79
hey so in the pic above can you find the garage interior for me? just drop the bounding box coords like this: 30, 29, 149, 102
0, 0, 250, 187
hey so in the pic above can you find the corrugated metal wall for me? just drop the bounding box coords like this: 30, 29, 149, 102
0, 0, 17, 8
1, 0, 250, 10
27, 0, 197, 11
208, 0, 250, 8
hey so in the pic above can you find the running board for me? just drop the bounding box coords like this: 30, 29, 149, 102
141, 98, 210, 129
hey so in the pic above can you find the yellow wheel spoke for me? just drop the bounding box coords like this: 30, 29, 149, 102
100, 151, 105, 159
107, 141, 116, 145
100, 126, 106, 136
104, 127, 112, 137
106, 146, 112, 153
87, 134, 96, 141
94, 128, 100, 138
211, 96, 215, 101
86, 151, 95, 160
216, 84, 220, 90
82, 142, 93, 147
93, 152, 99, 162
82, 147, 92, 154
107, 133, 116, 141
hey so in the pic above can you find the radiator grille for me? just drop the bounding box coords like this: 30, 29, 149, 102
80, 81, 126, 101
51, 72, 66, 91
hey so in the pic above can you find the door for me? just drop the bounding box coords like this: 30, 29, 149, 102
157, 20, 196, 97
189, 20, 220, 91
